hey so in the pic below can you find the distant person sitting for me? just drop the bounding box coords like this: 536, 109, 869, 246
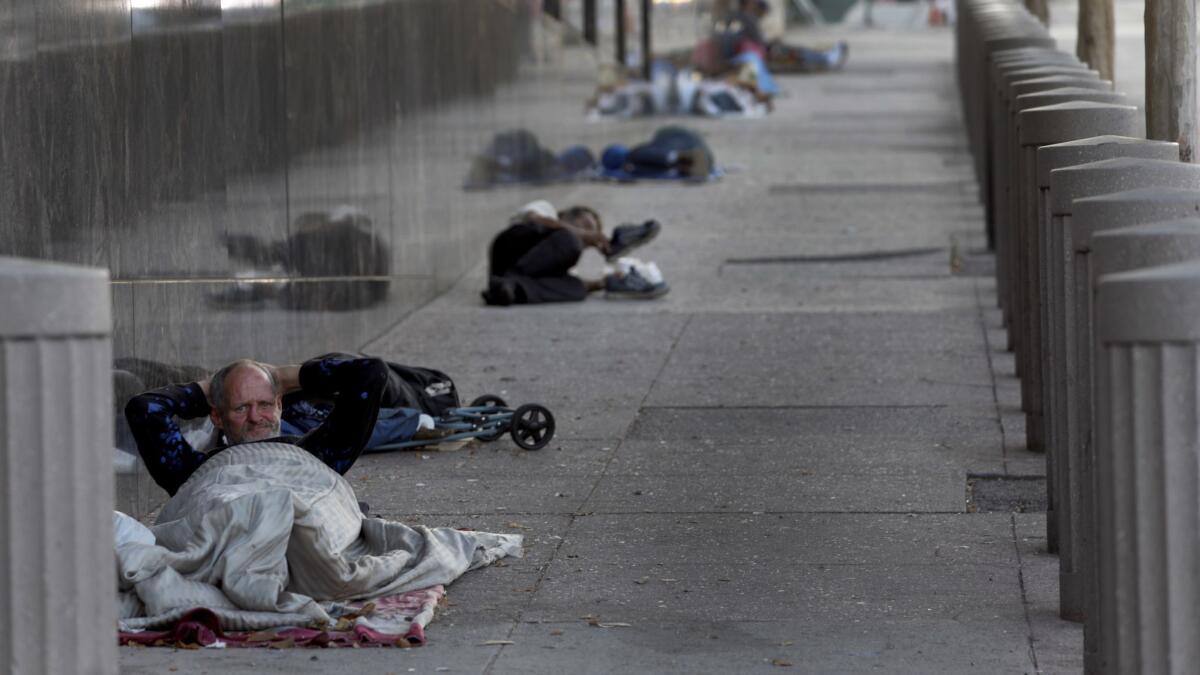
125, 354, 389, 496
482, 200, 668, 306
694, 0, 848, 79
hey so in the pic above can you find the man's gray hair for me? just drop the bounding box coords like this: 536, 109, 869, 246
209, 359, 279, 410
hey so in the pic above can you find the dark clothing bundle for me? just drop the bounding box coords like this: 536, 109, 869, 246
626, 126, 714, 175
488, 222, 588, 304
220, 214, 390, 311
465, 129, 596, 188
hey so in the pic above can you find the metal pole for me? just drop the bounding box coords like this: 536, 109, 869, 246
641, 0, 653, 80
616, 0, 627, 67
1145, 0, 1197, 161
584, 0, 597, 44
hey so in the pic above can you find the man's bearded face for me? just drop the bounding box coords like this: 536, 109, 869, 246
213, 366, 282, 444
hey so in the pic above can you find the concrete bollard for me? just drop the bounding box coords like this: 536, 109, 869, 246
1009, 88, 1126, 336
1033, 138, 1180, 558
972, 33, 1058, 228
959, 6, 1053, 165
1045, 159, 1200, 606
955, 0, 1053, 244
976, 29, 1056, 141
991, 64, 1098, 328
0, 257, 116, 675
987, 58, 1088, 251
1014, 102, 1140, 457
993, 64, 1099, 320
1010, 75, 1112, 101
1093, 258, 1200, 675
1015, 88, 1124, 112
1066, 190, 1200, 622
989, 74, 1110, 315
973, 32, 1059, 164
1087, 218, 1200, 674
963, 32, 1047, 163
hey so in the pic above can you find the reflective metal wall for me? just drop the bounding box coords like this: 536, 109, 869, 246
0, 0, 614, 514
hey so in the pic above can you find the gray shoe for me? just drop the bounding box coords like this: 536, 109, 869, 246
604, 267, 669, 299
607, 220, 662, 261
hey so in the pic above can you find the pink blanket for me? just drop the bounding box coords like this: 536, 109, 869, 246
119, 586, 444, 649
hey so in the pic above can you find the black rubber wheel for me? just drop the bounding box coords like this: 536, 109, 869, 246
470, 394, 508, 409
510, 404, 556, 451
477, 419, 507, 443
470, 394, 509, 442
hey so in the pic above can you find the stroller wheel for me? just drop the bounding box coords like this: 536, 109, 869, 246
470, 394, 508, 409
471, 395, 509, 442
477, 421, 507, 443
510, 404, 555, 451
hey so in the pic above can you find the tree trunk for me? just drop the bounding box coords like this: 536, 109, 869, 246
1076, 0, 1115, 79
1146, 0, 1198, 161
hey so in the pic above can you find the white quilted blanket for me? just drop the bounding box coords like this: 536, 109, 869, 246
117, 442, 522, 631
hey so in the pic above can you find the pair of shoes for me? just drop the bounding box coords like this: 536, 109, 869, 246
607, 220, 662, 261
605, 265, 670, 300
481, 276, 516, 306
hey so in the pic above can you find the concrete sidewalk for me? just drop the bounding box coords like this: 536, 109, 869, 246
121, 26, 1082, 675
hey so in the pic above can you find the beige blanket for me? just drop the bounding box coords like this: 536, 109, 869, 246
117, 442, 522, 631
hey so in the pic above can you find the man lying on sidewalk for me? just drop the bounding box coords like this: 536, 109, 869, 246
482, 199, 669, 306
125, 354, 388, 496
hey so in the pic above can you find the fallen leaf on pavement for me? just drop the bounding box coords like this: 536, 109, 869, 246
482, 640, 514, 646
772, 659, 793, 667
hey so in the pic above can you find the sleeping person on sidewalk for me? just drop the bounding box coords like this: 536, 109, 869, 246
125, 354, 390, 496
482, 199, 669, 306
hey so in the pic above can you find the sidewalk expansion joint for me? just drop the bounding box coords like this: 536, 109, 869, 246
642, 404, 950, 410
972, 277, 1010, 474
724, 247, 945, 265
405, 510, 975, 517
768, 180, 975, 195
1010, 514, 1041, 671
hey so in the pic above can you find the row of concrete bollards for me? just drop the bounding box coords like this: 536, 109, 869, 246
958, 0, 1200, 672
